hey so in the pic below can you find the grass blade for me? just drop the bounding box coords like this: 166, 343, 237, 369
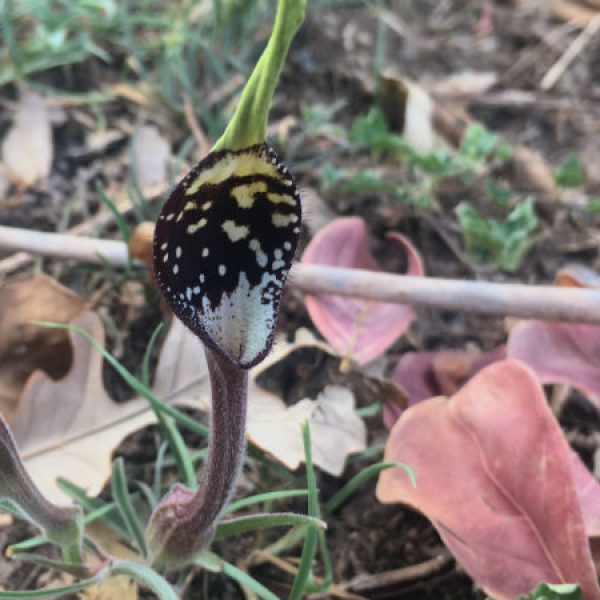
111, 458, 147, 557
225, 489, 308, 514
288, 422, 320, 600
0, 575, 104, 598
57, 478, 128, 537
214, 512, 325, 541
196, 553, 279, 600
324, 461, 415, 515
110, 560, 178, 600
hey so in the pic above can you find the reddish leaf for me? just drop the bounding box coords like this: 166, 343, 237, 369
383, 346, 506, 429
376, 360, 600, 600
507, 321, 600, 402
301, 217, 424, 364
571, 452, 600, 539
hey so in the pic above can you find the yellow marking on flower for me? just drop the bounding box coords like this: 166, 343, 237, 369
272, 212, 298, 227
222, 220, 250, 242
267, 192, 296, 206
231, 181, 268, 209
185, 153, 280, 196
187, 218, 208, 234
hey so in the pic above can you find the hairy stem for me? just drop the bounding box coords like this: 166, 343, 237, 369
0, 414, 83, 563
189, 348, 248, 532
147, 348, 248, 567
212, 0, 306, 151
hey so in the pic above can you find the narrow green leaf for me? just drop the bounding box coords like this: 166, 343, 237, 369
225, 489, 308, 514
57, 478, 128, 538
141, 323, 164, 388
325, 461, 415, 515
0, 575, 103, 598
135, 481, 158, 511
152, 441, 169, 500
95, 181, 131, 244
109, 560, 179, 600
214, 512, 325, 541
355, 402, 381, 417
196, 553, 279, 600
9, 552, 91, 578
288, 423, 320, 600
111, 458, 147, 557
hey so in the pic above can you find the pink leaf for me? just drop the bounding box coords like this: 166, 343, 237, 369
571, 452, 600, 540
301, 217, 424, 364
383, 346, 506, 429
376, 359, 600, 600
507, 321, 600, 402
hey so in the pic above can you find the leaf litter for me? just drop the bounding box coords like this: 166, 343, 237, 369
0, 271, 365, 502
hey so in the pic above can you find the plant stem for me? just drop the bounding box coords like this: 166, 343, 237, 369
146, 348, 248, 567
191, 348, 248, 532
0, 413, 83, 564
212, 0, 306, 151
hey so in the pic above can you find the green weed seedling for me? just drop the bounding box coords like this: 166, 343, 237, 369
456, 198, 539, 272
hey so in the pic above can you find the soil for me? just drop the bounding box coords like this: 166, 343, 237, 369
1, 1, 600, 599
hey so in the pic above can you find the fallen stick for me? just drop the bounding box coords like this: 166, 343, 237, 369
541, 12, 600, 90
0, 225, 131, 267
1, 224, 600, 324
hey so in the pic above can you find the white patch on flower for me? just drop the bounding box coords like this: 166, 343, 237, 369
193, 271, 283, 366
249, 238, 268, 268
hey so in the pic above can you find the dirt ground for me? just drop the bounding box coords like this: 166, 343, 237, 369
1, 1, 600, 598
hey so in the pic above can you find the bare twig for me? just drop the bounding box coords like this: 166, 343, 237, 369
0, 225, 132, 267
345, 552, 452, 593
182, 93, 211, 157
540, 13, 600, 90
291, 264, 600, 324
2, 225, 600, 324
0, 182, 165, 277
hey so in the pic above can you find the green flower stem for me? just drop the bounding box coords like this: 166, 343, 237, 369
212, 0, 306, 151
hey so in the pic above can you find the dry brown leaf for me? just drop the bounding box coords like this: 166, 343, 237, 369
131, 125, 171, 191
0, 274, 87, 419
7, 287, 361, 503
555, 264, 600, 287
81, 521, 138, 600
430, 71, 498, 99
380, 72, 445, 153
1, 93, 53, 187
552, 0, 600, 25
155, 320, 366, 476
82, 576, 137, 600
12, 311, 203, 503
0, 163, 9, 199
508, 146, 557, 195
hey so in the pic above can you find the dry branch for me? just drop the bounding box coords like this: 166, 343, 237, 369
1, 225, 600, 324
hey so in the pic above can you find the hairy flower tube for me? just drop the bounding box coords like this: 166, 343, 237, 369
146, 0, 305, 568
0, 412, 83, 564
